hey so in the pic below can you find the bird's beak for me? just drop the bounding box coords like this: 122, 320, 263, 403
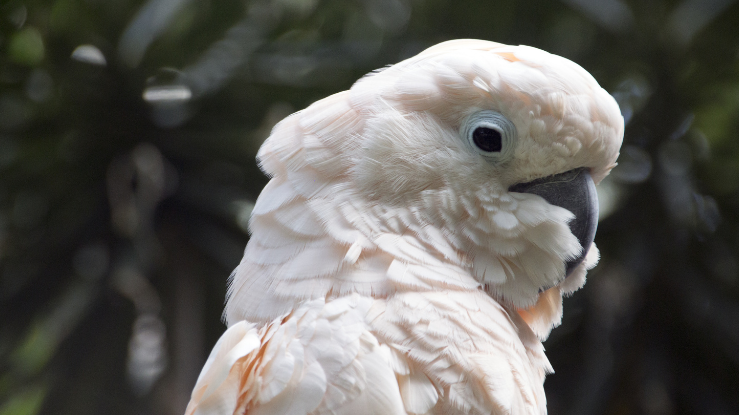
508, 167, 598, 277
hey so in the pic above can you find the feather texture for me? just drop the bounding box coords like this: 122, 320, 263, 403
187, 295, 407, 415
191, 39, 624, 415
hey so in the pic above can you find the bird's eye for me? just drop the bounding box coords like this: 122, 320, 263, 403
461, 110, 517, 162
472, 127, 502, 152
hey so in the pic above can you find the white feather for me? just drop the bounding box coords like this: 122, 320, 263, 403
251, 178, 299, 216
398, 367, 439, 414
192, 39, 624, 415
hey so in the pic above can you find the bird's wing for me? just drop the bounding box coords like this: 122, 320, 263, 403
185, 295, 408, 415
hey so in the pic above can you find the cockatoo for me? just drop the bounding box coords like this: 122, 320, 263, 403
185, 39, 623, 415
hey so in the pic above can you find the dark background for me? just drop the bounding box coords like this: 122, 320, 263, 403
1, 0, 738, 414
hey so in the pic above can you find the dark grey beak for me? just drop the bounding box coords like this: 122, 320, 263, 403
508, 168, 598, 277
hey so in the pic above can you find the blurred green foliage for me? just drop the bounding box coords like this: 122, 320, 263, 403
1, 0, 738, 414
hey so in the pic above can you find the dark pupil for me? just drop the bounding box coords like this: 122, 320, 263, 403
472, 127, 502, 152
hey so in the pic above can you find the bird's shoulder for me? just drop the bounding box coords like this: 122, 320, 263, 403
188, 291, 550, 415
185, 295, 408, 415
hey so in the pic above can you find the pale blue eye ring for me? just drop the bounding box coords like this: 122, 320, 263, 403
461, 110, 517, 162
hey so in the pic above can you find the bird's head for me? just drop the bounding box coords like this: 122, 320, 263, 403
238, 39, 623, 331
349, 40, 621, 298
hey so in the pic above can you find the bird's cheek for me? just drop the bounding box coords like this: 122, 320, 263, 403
508, 167, 598, 277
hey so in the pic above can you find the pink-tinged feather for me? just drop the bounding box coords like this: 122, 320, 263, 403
196, 39, 623, 415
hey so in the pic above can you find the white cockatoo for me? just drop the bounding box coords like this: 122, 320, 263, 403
185, 39, 623, 415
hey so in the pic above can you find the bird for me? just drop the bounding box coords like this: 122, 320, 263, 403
184, 39, 624, 415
